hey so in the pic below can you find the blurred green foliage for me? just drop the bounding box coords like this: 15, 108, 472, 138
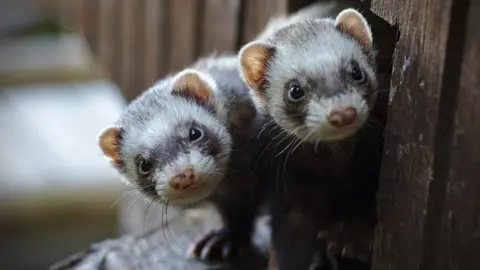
10, 17, 72, 37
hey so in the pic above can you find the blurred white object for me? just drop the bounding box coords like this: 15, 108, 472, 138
0, 80, 126, 199
0, 32, 125, 203
0, 31, 133, 270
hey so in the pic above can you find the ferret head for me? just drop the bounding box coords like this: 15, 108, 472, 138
97, 69, 232, 206
239, 9, 377, 143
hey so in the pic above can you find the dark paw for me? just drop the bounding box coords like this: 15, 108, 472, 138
188, 229, 249, 263
309, 250, 339, 270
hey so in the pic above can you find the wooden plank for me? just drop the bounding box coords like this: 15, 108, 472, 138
199, 0, 241, 55
241, 0, 288, 44
370, 0, 476, 269
168, 0, 202, 73
144, 0, 169, 87
121, 0, 147, 101
97, 0, 118, 82
78, 0, 100, 53
433, 1, 480, 269
110, 0, 123, 90
51, 207, 270, 270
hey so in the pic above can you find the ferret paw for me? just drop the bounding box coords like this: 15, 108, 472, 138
188, 229, 249, 263
309, 250, 339, 270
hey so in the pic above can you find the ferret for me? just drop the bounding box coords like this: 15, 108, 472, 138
97, 55, 261, 263
239, 6, 382, 270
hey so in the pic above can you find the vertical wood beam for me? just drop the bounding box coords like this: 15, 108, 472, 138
200, 0, 241, 55
370, 0, 477, 269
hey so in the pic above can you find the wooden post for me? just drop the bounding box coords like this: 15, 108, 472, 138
200, 0, 241, 55
144, 0, 169, 87
97, 0, 121, 85
167, 0, 203, 73
430, 2, 480, 269
120, 0, 147, 101
370, 0, 480, 269
241, 0, 288, 44
77, 0, 99, 53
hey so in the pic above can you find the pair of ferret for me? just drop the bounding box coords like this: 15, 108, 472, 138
98, 2, 381, 270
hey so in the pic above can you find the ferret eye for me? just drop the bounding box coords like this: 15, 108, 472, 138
349, 61, 365, 83
287, 80, 305, 102
189, 127, 204, 142
138, 158, 153, 176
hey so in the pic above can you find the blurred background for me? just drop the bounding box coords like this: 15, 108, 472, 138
0, 0, 290, 269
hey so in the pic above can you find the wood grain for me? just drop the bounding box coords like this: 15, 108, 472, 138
120, 0, 147, 101
200, 0, 241, 55
371, 0, 478, 269
144, 0, 169, 87
241, 0, 288, 44
77, 0, 99, 53
50, 207, 270, 270
431, 1, 480, 269
168, 0, 202, 73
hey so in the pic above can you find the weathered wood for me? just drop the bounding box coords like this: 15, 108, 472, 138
144, 0, 169, 87
120, 0, 147, 101
370, 0, 478, 269
50, 207, 270, 270
432, 2, 480, 269
168, 0, 202, 73
241, 0, 288, 44
78, 0, 99, 53
199, 0, 241, 55
97, 0, 120, 83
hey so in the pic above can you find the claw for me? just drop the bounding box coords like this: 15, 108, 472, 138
188, 229, 248, 263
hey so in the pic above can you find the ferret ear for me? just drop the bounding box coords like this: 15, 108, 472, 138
335, 8, 373, 52
239, 41, 276, 92
98, 126, 123, 167
171, 69, 216, 106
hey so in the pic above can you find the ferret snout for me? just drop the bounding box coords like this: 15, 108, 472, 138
327, 107, 358, 128
169, 168, 197, 191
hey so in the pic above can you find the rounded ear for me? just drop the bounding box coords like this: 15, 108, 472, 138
98, 126, 123, 165
335, 8, 373, 52
171, 68, 217, 106
238, 41, 276, 92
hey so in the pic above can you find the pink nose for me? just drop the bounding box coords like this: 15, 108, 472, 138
327, 107, 358, 128
169, 168, 196, 190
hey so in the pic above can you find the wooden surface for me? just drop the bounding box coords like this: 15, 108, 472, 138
144, 0, 169, 87
370, 0, 480, 269
241, 0, 287, 44
432, 2, 480, 269
97, 0, 123, 90
0, 34, 105, 86
50, 206, 271, 270
120, 0, 146, 101
168, 0, 202, 73
75, 0, 268, 101
200, 0, 241, 55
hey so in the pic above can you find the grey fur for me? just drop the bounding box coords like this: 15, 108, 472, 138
110, 67, 233, 205
240, 6, 378, 143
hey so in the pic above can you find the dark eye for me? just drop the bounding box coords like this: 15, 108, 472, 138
350, 61, 365, 83
138, 158, 153, 176
189, 127, 204, 142
287, 80, 305, 102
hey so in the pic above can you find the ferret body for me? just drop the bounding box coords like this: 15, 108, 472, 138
98, 1, 373, 267
98, 54, 262, 263
239, 5, 382, 270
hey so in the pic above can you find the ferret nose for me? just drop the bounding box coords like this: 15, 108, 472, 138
169, 168, 196, 190
327, 107, 358, 128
